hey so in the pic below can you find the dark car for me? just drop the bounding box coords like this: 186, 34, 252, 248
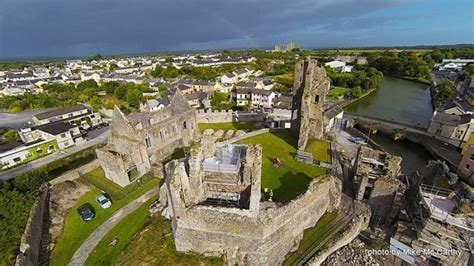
77, 203, 95, 222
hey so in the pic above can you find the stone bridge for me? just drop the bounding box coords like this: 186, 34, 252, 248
344, 112, 429, 139
343, 112, 462, 168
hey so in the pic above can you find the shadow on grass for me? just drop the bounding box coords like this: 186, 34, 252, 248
272, 171, 312, 203
272, 132, 299, 150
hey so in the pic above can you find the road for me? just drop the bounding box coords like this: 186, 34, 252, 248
0, 109, 50, 129
0, 128, 110, 181
68, 188, 159, 266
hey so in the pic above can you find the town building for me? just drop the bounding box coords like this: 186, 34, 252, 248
19, 121, 84, 150
32, 104, 102, 129
235, 88, 276, 108
427, 111, 474, 144
435, 59, 474, 72
0, 139, 59, 170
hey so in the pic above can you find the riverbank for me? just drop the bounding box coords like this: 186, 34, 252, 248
339, 88, 376, 108
389, 75, 431, 85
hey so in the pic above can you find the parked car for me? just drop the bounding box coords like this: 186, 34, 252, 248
95, 194, 112, 209
77, 203, 95, 221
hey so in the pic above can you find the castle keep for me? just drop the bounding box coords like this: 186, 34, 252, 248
96, 90, 199, 186
291, 57, 330, 151
159, 137, 344, 265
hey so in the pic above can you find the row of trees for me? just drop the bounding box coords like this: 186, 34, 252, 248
0, 80, 149, 112
150, 63, 252, 80
326, 65, 384, 91
367, 51, 431, 81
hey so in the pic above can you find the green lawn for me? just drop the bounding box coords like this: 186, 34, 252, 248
305, 139, 331, 163
114, 215, 224, 266
82, 167, 154, 201
198, 122, 256, 132
237, 132, 327, 202
327, 87, 348, 100
284, 211, 338, 265
85, 197, 158, 265
50, 177, 159, 266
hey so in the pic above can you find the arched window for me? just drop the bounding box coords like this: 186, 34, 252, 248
145, 135, 152, 148
315, 95, 320, 103
183, 121, 187, 129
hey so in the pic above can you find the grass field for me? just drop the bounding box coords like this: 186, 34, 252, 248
327, 87, 348, 100
82, 167, 155, 200
114, 215, 224, 266
305, 139, 331, 163
237, 132, 327, 202
50, 176, 159, 266
198, 122, 256, 132
84, 197, 158, 265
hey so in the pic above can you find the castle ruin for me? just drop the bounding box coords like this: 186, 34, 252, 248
96, 90, 199, 186
291, 56, 330, 151
158, 136, 369, 265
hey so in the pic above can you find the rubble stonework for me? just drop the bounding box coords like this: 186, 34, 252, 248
96, 90, 199, 186
353, 146, 404, 226
159, 137, 344, 265
291, 57, 330, 151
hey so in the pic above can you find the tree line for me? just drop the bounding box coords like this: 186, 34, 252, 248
0, 80, 149, 112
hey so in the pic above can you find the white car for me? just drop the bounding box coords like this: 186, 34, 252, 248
95, 194, 112, 209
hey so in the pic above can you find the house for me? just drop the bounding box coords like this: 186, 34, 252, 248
32, 67, 50, 78
458, 133, 474, 184
427, 111, 474, 143
0, 139, 59, 170
220, 73, 237, 84
274, 95, 293, 110
177, 84, 194, 95
139, 98, 170, 112
101, 73, 141, 83
192, 80, 215, 93
235, 88, 276, 108
324, 105, 344, 133
185, 92, 211, 109
32, 104, 102, 129
19, 121, 84, 150
80, 72, 101, 83
253, 78, 274, 90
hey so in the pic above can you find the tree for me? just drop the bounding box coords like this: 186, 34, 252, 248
436, 80, 455, 105
350, 86, 362, 99
114, 85, 127, 100
126, 89, 143, 108
77, 79, 98, 91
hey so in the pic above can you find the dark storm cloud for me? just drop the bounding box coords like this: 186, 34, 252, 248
0, 0, 470, 58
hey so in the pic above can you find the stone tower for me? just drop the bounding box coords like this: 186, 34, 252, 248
291, 56, 330, 151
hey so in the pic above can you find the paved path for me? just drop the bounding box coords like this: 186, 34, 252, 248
0, 129, 109, 181
69, 188, 159, 266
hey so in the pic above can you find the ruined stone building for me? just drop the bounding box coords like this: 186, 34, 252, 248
392, 173, 473, 265
159, 136, 346, 265
353, 146, 405, 226
96, 90, 199, 186
291, 56, 330, 151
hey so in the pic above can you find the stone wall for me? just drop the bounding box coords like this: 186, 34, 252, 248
308, 197, 371, 265
197, 110, 265, 123
15, 184, 50, 266
171, 176, 342, 265
49, 159, 101, 186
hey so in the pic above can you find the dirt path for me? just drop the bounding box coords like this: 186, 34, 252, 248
68, 188, 158, 266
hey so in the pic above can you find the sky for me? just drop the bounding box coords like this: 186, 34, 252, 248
0, 0, 473, 59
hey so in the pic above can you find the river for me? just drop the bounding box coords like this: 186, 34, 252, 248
345, 76, 433, 128
345, 76, 434, 174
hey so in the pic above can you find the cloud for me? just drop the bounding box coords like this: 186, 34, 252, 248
0, 0, 471, 58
